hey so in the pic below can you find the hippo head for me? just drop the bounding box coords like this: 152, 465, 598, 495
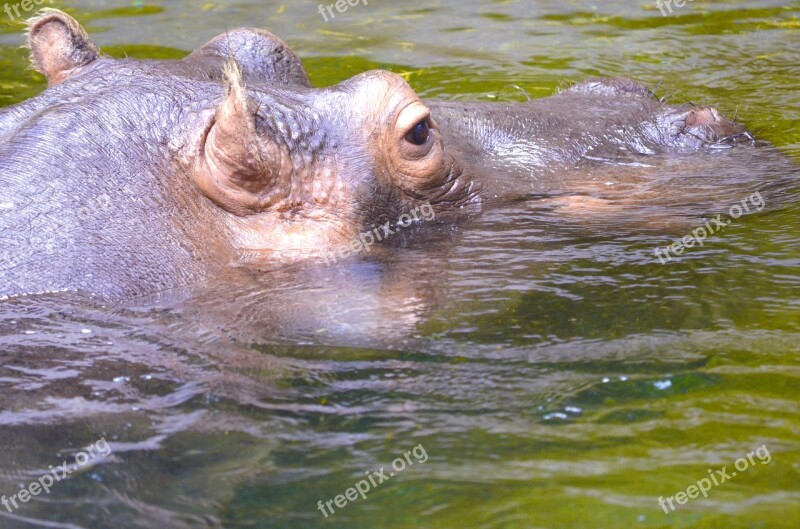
182, 62, 481, 256
23, 10, 478, 259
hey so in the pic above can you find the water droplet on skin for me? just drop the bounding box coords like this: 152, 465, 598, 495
113, 376, 130, 384
81, 329, 92, 334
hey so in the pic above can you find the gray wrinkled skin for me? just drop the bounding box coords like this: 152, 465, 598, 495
0, 57, 230, 298
0, 10, 795, 300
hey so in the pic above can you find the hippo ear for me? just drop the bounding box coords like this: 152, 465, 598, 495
26, 9, 100, 86
186, 28, 311, 87
192, 61, 280, 214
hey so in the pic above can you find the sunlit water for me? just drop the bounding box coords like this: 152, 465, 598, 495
1, 1, 799, 528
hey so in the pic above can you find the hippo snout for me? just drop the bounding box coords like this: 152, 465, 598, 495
663, 105, 749, 149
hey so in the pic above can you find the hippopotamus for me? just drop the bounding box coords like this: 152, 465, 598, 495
0, 9, 793, 299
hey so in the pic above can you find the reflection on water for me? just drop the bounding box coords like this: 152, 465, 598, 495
1, 1, 799, 528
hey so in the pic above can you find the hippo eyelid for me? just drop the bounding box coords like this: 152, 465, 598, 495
395, 100, 431, 133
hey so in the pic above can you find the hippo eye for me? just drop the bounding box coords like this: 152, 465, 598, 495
405, 119, 431, 146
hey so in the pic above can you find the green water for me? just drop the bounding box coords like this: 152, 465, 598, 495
0, 1, 798, 528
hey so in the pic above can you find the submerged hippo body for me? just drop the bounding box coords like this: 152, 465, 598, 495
0, 10, 791, 299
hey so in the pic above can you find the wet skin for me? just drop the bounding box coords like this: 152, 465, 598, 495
0, 9, 795, 299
